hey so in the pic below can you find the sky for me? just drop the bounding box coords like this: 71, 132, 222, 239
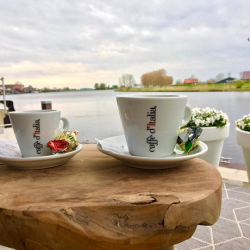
0, 0, 250, 89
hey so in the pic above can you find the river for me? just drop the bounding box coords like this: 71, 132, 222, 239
1, 90, 249, 163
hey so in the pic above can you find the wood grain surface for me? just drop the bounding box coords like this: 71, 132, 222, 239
0, 144, 222, 250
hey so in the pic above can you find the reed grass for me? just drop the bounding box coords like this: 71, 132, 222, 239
117, 82, 250, 92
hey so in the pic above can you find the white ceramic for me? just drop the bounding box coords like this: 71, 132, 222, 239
236, 127, 250, 181
199, 123, 230, 168
116, 94, 191, 157
9, 110, 69, 157
97, 135, 208, 169
0, 144, 82, 170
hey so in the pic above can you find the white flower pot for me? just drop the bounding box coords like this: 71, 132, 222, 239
236, 127, 250, 181
199, 123, 230, 168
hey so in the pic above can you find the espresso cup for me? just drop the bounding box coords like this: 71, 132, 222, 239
9, 110, 69, 157
116, 94, 191, 157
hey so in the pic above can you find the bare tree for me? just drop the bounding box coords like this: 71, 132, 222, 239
141, 69, 173, 87
206, 78, 215, 84
27, 85, 33, 93
215, 73, 225, 82
118, 74, 136, 87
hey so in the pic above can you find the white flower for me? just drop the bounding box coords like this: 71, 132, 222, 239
200, 120, 205, 125
204, 107, 212, 113
187, 107, 228, 128
195, 119, 201, 126
206, 117, 213, 124
236, 114, 250, 132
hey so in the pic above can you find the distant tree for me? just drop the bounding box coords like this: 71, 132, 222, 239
94, 83, 99, 90
62, 87, 70, 91
175, 79, 182, 85
215, 73, 225, 82
41, 87, 51, 92
206, 78, 215, 85
141, 69, 173, 87
99, 83, 106, 89
27, 85, 33, 93
118, 74, 136, 87
112, 85, 118, 89
14, 81, 22, 86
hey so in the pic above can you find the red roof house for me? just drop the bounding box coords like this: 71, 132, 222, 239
184, 78, 199, 84
242, 71, 250, 81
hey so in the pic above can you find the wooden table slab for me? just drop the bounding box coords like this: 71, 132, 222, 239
0, 144, 222, 250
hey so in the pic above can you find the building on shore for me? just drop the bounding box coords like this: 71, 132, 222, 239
184, 78, 199, 85
242, 71, 250, 81
215, 77, 235, 84
0, 83, 25, 94
0, 83, 40, 94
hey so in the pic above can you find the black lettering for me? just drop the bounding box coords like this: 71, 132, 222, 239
33, 135, 40, 140
147, 126, 155, 134
146, 106, 158, 152
150, 117, 156, 122
150, 106, 157, 111
33, 119, 42, 154
147, 135, 158, 146
34, 141, 43, 154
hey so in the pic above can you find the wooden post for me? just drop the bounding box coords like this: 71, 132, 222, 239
0, 77, 7, 115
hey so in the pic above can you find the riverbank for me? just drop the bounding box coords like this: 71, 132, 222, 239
117, 82, 250, 92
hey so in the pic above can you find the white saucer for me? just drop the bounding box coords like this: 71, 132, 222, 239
97, 135, 208, 169
0, 144, 82, 170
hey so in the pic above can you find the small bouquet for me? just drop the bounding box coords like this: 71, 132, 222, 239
185, 107, 228, 128
236, 114, 250, 132
47, 131, 79, 153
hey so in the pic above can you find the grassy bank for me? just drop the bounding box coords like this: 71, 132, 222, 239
117, 82, 250, 92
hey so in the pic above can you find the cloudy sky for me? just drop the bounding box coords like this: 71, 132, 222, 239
0, 0, 250, 89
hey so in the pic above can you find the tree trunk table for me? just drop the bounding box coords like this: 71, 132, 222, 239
0, 144, 222, 250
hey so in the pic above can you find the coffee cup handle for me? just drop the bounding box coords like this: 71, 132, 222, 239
181, 105, 192, 127
59, 117, 70, 131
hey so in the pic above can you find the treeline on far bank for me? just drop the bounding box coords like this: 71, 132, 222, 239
117, 80, 250, 92
40, 84, 118, 92
94, 83, 118, 90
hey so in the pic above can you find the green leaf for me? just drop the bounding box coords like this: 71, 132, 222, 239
185, 142, 193, 152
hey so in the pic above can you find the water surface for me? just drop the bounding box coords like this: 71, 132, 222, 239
2, 90, 249, 163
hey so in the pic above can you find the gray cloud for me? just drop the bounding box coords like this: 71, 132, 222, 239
0, 0, 250, 87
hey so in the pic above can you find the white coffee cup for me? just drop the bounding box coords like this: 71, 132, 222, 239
116, 94, 192, 157
9, 110, 69, 157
